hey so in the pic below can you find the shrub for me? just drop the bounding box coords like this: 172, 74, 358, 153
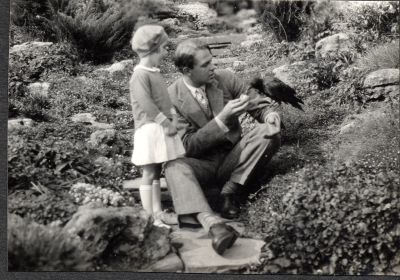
8, 42, 79, 119
345, 2, 399, 39
355, 40, 400, 73
10, 0, 59, 41
255, 0, 315, 42
49, 0, 154, 63
8, 190, 78, 226
8, 121, 138, 193
245, 121, 400, 274
8, 214, 93, 271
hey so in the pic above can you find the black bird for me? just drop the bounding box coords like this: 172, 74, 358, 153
250, 76, 304, 111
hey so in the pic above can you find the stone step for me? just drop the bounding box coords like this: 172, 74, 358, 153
123, 178, 172, 202
171, 222, 264, 273
193, 34, 246, 46
145, 252, 184, 272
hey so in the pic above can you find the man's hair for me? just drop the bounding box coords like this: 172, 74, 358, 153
174, 40, 211, 73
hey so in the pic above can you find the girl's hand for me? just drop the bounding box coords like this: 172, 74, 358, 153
161, 119, 177, 136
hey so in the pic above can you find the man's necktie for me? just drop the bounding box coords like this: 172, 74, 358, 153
194, 88, 211, 115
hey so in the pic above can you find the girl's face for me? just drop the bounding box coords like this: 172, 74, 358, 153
151, 41, 169, 66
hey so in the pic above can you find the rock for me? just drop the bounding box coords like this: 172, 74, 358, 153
339, 121, 356, 135
171, 226, 265, 273
91, 121, 114, 130
239, 18, 258, 31
64, 206, 170, 269
9, 41, 53, 54
145, 252, 184, 272
27, 82, 50, 98
177, 2, 218, 28
96, 59, 133, 79
364, 69, 399, 88
70, 113, 96, 124
315, 33, 354, 59
8, 118, 34, 132
363, 69, 399, 101
89, 129, 116, 147
272, 61, 308, 88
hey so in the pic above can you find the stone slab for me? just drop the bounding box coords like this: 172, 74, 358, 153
146, 252, 184, 272
193, 34, 246, 46
123, 178, 168, 190
171, 224, 264, 273
123, 178, 171, 202
210, 48, 233, 57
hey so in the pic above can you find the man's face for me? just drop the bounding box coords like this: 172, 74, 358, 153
188, 49, 216, 86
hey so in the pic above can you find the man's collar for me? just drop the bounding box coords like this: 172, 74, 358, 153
182, 77, 206, 95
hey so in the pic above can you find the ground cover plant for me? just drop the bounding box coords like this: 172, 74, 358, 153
7, 0, 400, 274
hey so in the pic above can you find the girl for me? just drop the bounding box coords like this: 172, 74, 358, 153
130, 25, 185, 228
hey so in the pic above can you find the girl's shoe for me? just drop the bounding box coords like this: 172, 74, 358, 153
154, 210, 178, 225
153, 218, 171, 229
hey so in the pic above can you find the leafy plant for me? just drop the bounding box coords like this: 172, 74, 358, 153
8, 214, 93, 271
48, 0, 148, 63
355, 40, 400, 73
255, 0, 314, 42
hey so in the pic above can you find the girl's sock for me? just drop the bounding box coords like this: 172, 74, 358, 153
152, 180, 163, 214
197, 212, 224, 232
139, 185, 153, 215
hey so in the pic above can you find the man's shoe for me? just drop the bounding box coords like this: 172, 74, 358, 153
221, 194, 240, 219
209, 223, 239, 255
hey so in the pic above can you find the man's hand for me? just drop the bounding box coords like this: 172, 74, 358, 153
217, 97, 250, 124
161, 118, 178, 136
262, 112, 281, 138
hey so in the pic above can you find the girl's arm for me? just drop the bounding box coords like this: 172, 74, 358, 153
130, 72, 167, 124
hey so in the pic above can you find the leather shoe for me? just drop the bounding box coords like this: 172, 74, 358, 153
209, 223, 239, 255
220, 194, 240, 219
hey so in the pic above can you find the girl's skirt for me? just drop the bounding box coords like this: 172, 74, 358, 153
131, 122, 185, 166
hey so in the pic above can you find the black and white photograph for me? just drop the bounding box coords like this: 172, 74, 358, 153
5, 0, 400, 276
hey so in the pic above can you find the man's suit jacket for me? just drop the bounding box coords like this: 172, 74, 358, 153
168, 69, 275, 158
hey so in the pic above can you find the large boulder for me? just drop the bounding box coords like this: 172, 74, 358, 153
64, 205, 171, 270
363, 68, 399, 101
315, 33, 354, 59
272, 61, 309, 88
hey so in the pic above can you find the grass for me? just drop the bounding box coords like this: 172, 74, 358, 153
355, 40, 400, 72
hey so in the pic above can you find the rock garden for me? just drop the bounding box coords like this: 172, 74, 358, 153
7, 0, 400, 275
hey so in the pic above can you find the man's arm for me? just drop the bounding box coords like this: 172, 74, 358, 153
174, 107, 236, 157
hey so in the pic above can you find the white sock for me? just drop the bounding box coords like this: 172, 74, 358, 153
197, 212, 224, 232
139, 185, 153, 215
152, 180, 163, 214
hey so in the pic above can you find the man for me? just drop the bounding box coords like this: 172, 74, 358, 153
165, 40, 281, 255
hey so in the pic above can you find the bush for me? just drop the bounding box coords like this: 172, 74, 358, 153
345, 2, 399, 39
49, 0, 152, 63
255, 0, 315, 42
245, 124, 400, 274
8, 42, 79, 119
356, 40, 400, 73
8, 214, 93, 271
8, 190, 78, 226
8, 120, 138, 193
10, 0, 60, 41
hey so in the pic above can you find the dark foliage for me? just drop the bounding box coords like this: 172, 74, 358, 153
8, 214, 93, 271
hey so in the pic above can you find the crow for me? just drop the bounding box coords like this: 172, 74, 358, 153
250, 76, 304, 111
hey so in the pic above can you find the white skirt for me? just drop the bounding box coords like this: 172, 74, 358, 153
131, 123, 186, 166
